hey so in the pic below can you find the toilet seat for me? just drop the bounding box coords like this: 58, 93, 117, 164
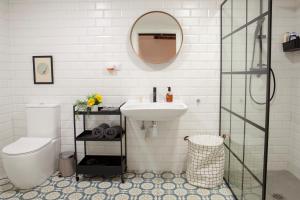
2, 137, 52, 155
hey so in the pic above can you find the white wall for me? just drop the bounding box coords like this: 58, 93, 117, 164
267, 0, 300, 178
0, 0, 13, 177
8, 0, 221, 172
288, 0, 300, 178
266, 0, 296, 171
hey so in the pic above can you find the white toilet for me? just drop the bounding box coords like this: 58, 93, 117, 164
1, 104, 61, 189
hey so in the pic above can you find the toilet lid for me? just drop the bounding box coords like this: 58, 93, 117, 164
2, 137, 52, 155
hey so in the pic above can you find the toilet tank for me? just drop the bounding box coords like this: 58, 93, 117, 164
26, 104, 60, 138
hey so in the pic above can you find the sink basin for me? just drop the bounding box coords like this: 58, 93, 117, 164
120, 101, 188, 121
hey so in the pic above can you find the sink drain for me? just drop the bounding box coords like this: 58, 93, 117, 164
272, 193, 284, 200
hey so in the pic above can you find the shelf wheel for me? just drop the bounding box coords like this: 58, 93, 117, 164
76, 176, 79, 181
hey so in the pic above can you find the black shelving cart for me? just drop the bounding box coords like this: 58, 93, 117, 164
73, 103, 127, 183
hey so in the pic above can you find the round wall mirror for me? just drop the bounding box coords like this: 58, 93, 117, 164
130, 11, 183, 64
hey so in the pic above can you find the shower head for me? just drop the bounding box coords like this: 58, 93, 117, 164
254, 17, 265, 37
250, 17, 266, 72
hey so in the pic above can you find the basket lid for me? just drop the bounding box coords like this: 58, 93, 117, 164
189, 135, 223, 146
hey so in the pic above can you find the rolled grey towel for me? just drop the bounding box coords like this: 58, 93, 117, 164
112, 126, 123, 134
91, 123, 110, 138
91, 127, 105, 138
104, 126, 123, 139
99, 123, 110, 129
92, 123, 109, 138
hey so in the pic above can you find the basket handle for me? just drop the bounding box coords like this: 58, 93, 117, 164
184, 136, 189, 141
185, 134, 229, 142
221, 133, 230, 140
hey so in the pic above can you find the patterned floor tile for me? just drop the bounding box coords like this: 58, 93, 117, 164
0, 172, 234, 200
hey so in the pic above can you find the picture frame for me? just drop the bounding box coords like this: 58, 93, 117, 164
32, 56, 54, 84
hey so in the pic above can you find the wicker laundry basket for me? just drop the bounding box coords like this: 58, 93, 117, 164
184, 135, 225, 188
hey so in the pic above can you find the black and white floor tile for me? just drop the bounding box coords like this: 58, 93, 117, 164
0, 172, 234, 200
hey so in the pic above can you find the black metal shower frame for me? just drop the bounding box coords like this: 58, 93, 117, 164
219, 0, 272, 200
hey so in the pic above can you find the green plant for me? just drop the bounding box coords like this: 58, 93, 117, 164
74, 99, 88, 112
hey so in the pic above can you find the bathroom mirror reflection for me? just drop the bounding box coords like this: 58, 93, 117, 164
130, 11, 183, 64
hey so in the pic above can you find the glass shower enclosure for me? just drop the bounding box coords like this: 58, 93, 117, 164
220, 0, 272, 199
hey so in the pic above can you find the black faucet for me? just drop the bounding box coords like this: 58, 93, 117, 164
153, 87, 157, 102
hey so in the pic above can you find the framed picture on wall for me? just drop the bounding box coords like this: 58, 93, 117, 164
32, 56, 54, 84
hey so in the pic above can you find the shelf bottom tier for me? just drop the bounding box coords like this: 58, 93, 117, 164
77, 155, 126, 176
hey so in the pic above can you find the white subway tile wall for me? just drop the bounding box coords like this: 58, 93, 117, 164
8, 0, 221, 172
0, 0, 13, 176
288, 1, 300, 179
268, 0, 299, 172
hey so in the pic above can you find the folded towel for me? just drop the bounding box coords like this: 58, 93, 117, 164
99, 123, 110, 129
104, 126, 123, 139
91, 127, 105, 138
91, 123, 110, 138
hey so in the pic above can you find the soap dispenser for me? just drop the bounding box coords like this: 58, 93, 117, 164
166, 87, 173, 102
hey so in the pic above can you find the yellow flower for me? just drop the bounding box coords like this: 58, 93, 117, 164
95, 94, 103, 103
87, 98, 95, 107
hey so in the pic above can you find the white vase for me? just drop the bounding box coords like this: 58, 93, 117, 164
91, 105, 98, 112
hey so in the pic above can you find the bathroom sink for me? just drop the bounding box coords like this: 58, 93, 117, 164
120, 101, 188, 121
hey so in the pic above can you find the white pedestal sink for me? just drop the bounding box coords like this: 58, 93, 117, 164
120, 101, 188, 121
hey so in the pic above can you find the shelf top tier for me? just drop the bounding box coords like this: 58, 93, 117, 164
74, 102, 125, 115
75, 109, 121, 115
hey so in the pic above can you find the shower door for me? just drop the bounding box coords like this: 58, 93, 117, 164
220, 0, 272, 200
